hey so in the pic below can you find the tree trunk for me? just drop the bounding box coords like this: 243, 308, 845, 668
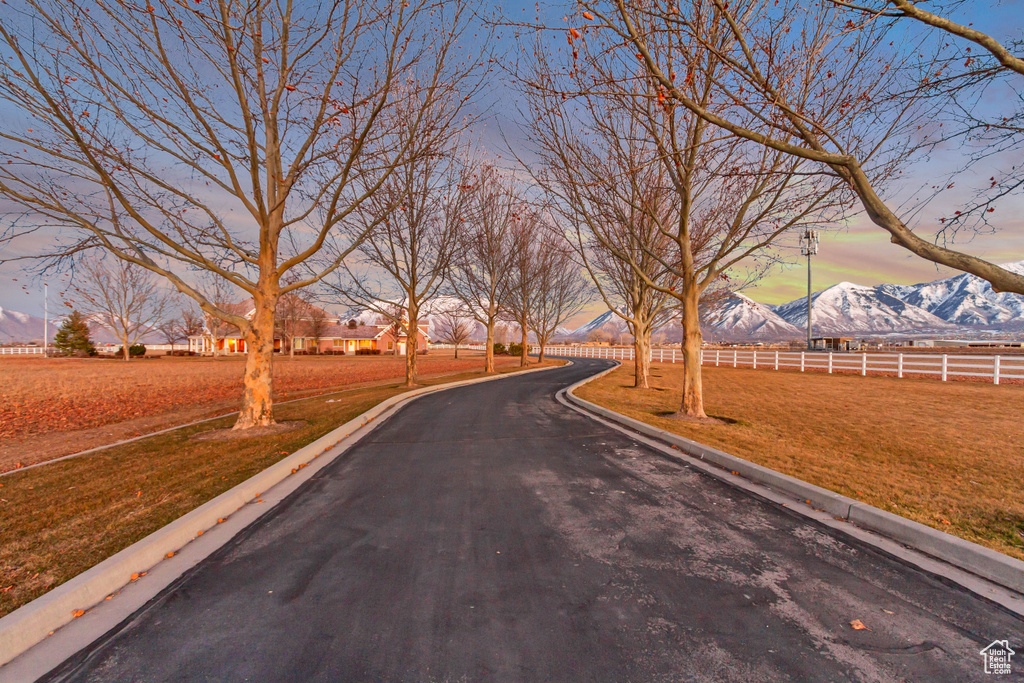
519, 321, 528, 368
677, 284, 707, 419
122, 337, 130, 361
454, 343, 459, 359
484, 319, 495, 373
633, 328, 651, 389
234, 294, 277, 429
538, 341, 546, 363
405, 303, 419, 387
289, 337, 295, 359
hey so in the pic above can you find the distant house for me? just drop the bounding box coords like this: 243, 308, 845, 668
187, 300, 429, 355
295, 320, 429, 356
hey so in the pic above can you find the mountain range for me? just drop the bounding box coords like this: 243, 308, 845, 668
562, 260, 1024, 342
4, 262, 1022, 344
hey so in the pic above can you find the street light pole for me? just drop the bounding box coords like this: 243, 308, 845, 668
799, 228, 819, 351
43, 282, 48, 357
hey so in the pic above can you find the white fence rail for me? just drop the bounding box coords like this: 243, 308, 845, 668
0, 347, 45, 355
534, 345, 1024, 385
429, 343, 486, 350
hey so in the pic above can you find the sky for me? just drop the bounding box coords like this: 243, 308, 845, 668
1, 0, 1022, 327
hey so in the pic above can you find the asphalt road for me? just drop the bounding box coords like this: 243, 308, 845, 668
47, 359, 1023, 682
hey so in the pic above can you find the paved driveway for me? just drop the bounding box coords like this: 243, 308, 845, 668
47, 359, 1023, 681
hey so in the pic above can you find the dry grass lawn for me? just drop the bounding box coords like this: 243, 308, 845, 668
0, 352, 517, 470
0, 359, 560, 618
576, 362, 1024, 561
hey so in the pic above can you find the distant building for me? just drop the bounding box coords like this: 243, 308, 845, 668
910, 339, 1023, 348
187, 299, 429, 355
810, 337, 858, 351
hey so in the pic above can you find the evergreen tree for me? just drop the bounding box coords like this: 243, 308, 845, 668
53, 310, 96, 356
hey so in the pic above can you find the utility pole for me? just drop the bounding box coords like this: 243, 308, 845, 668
799, 228, 819, 351
43, 282, 48, 357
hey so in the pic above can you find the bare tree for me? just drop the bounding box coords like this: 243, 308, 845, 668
156, 317, 183, 348
199, 276, 242, 358
331, 122, 470, 386
376, 305, 406, 357
0, 0, 482, 428
73, 256, 170, 360
435, 305, 475, 359
522, 10, 847, 418
528, 237, 591, 362
525, 115, 678, 388
584, 0, 1024, 295
307, 307, 328, 355
504, 211, 545, 367
449, 164, 519, 373
276, 292, 312, 359
180, 307, 204, 341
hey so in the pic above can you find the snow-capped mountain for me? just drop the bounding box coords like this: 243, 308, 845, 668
0, 307, 48, 344
775, 282, 953, 334
567, 307, 629, 339
703, 293, 803, 341
876, 261, 1024, 327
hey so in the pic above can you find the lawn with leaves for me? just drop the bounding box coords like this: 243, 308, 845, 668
1, 352, 517, 471
576, 362, 1024, 562
0, 360, 558, 617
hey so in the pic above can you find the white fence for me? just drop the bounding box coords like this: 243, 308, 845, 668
535, 345, 1024, 385
429, 343, 487, 351
0, 347, 45, 355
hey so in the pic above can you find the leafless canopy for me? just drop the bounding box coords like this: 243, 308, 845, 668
72, 256, 170, 360
448, 163, 521, 372
327, 100, 473, 385
582, 0, 1024, 294
0, 0, 483, 426
527, 232, 592, 362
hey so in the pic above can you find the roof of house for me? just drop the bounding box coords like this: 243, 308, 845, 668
319, 324, 385, 340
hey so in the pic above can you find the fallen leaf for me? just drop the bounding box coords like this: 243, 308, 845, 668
217, 518, 226, 523
882, 609, 894, 615
196, 530, 203, 536
130, 572, 139, 581
71, 609, 85, 618
941, 519, 951, 525
850, 619, 869, 630
165, 552, 175, 558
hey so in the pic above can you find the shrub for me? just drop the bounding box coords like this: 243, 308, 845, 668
355, 348, 381, 355
492, 343, 507, 356
117, 344, 147, 358
508, 342, 523, 357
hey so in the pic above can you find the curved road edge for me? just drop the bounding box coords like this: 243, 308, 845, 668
556, 359, 1024, 618
0, 361, 566, 682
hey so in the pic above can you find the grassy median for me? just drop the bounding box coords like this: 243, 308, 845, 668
576, 362, 1024, 561
0, 360, 560, 617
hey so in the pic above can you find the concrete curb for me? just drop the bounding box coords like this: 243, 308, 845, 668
561, 361, 1024, 598
0, 361, 562, 672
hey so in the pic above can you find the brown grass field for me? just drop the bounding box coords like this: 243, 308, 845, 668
0, 359, 561, 617
576, 362, 1024, 561
0, 352, 516, 471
